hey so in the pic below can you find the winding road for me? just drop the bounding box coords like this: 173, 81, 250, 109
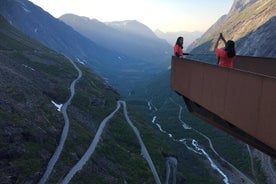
60, 101, 121, 184
60, 100, 161, 184
39, 59, 161, 184
38, 59, 82, 184
165, 157, 177, 184
38, 57, 263, 184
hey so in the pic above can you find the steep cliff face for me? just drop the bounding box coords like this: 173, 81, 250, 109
228, 0, 258, 14
188, 0, 276, 57
236, 16, 276, 57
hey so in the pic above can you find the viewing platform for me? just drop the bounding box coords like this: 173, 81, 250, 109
171, 56, 276, 158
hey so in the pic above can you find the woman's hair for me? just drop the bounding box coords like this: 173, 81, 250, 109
175, 37, 183, 48
225, 40, 236, 58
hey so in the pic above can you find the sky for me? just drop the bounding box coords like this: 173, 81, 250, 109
28, 0, 233, 32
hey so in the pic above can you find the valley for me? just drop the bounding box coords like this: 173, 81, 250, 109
0, 0, 275, 183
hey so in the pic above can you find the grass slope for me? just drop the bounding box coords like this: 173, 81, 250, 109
0, 15, 179, 184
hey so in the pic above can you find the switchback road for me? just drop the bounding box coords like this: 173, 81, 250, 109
61, 100, 161, 184
38, 59, 82, 184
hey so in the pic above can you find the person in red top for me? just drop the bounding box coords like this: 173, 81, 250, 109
174, 36, 192, 58
214, 33, 236, 68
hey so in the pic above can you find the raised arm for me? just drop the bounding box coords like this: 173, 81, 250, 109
220, 33, 227, 45
214, 34, 221, 51
214, 33, 227, 51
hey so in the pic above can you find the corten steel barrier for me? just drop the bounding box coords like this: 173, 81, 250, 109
234, 56, 276, 77
171, 56, 276, 158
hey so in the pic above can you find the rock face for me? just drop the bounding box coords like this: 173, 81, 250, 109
188, 0, 276, 57
228, 0, 258, 14
236, 16, 276, 57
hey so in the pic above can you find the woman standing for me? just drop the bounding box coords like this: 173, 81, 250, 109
174, 36, 192, 58
214, 33, 236, 68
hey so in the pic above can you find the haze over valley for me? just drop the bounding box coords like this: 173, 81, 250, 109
0, 0, 275, 183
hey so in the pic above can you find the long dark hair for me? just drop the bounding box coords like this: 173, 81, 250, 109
225, 40, 236, 58
175, 37, 183, 49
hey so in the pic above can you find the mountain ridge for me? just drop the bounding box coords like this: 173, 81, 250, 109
188, 0, 276, 57
105, 19, 158, 38
59, 13, 171, 62
155, 29, 203, 49
0, 0, 172, 96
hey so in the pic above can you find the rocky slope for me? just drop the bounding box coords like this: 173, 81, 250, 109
188, 0, 276, 57
0, 15, 75, 182
0, 15, 153, 183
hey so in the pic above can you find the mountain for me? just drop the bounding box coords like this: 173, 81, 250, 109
59, 14, 172, 66
106, 19, 157, 38
0, 14, 180, 184
228, 0, 258, 14
0, 0, 171, 96
0, 0, 123, 87
1, 0, 275, 183
1, 13, 228, 183
0, 0, 114, 63
0, 14, 123, 183
188, 0, 276, 57
154, 29, 203, 50
0, 13, 225, 183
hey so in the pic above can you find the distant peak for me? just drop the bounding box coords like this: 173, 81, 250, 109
106, 20, 138, 25
229, 0, 258, 13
